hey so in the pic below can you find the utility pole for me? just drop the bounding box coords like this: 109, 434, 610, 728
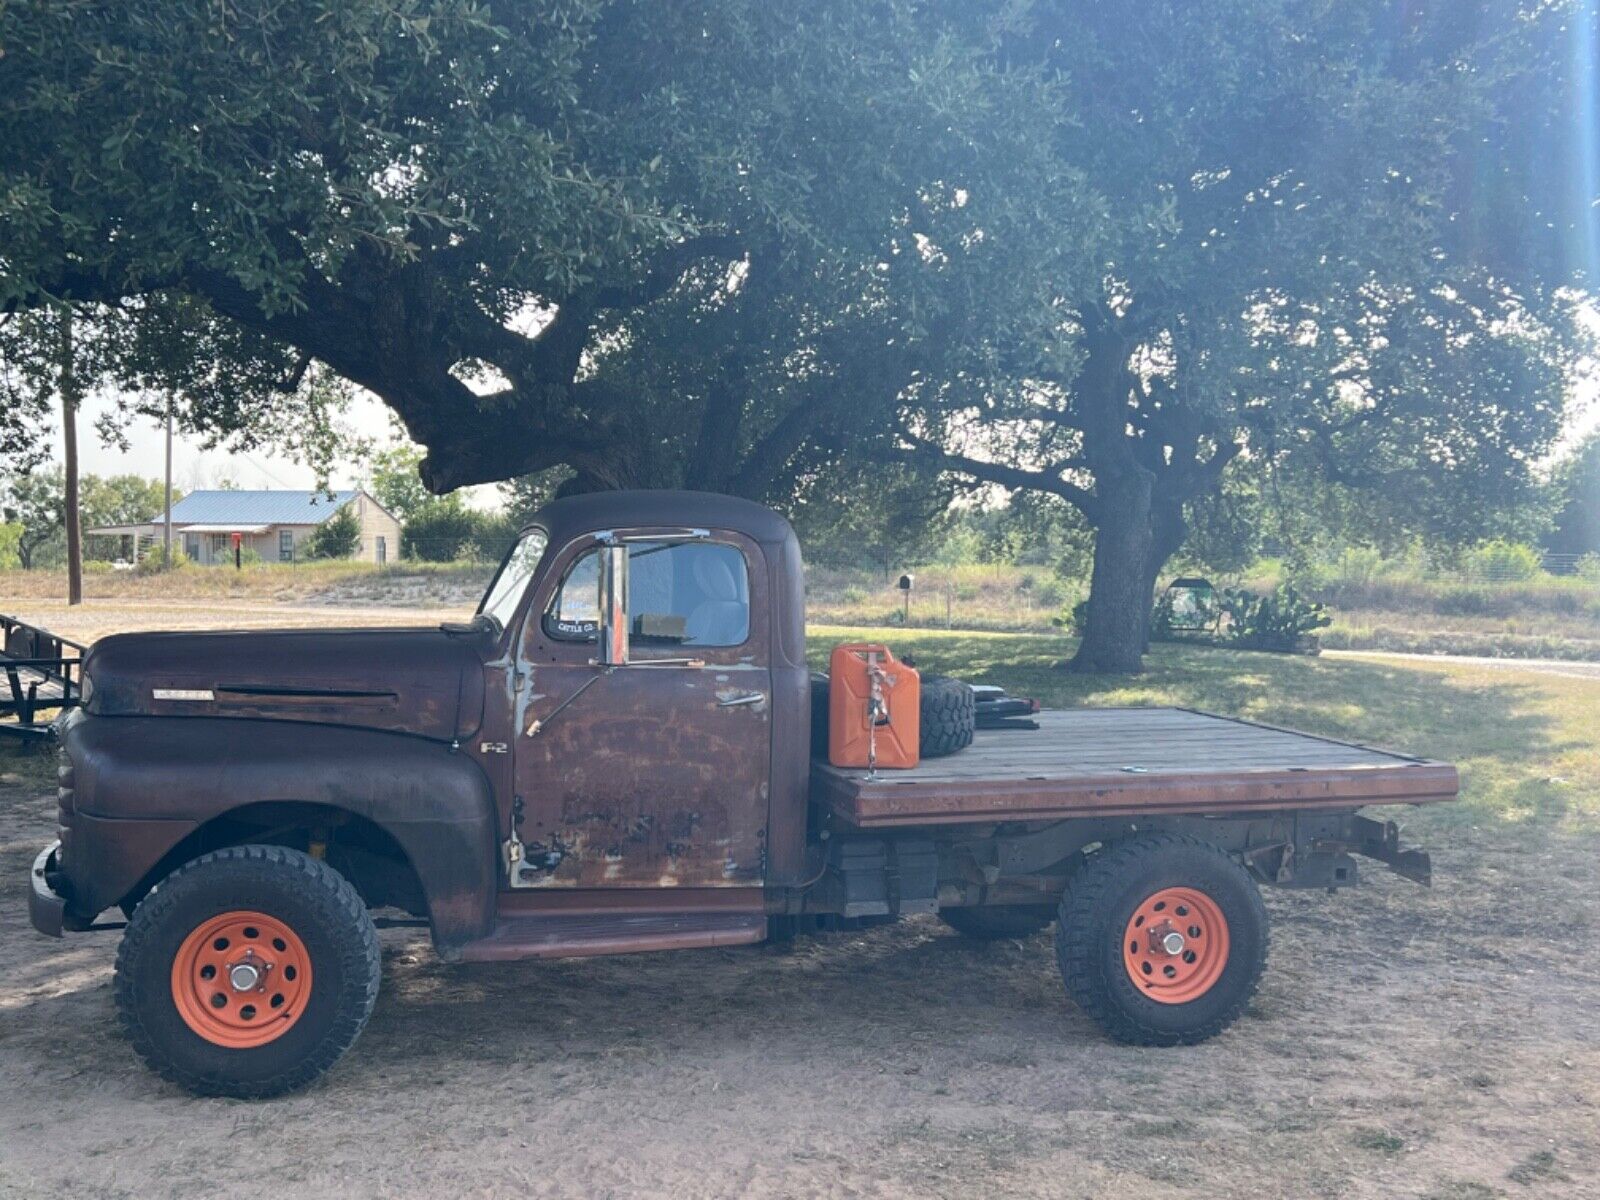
60, 309, 82, 606
163, 397, 174, 568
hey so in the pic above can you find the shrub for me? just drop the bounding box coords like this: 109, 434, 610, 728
470, 513, 521, 564
303, 504, 362, 560
1054, 598, 1090, 636
1335, 546, 1384, 587
403, 500, 481, 562
1435, 585, 1496, 616
0, 522, 20, 570
135, 545, 189, 573
1464, 540, 1543, 582
1223, 584, 1331, 653
1577, 554, 1600, 584
1034, 578, 1066, 609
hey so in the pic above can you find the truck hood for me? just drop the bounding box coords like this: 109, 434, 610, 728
83, 626, 487, 743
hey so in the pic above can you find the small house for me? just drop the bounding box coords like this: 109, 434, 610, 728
89, 489, 401, 566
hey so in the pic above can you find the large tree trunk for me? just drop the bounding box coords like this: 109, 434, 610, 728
1140, 497, 1189, 652
1069, 468, 1155, 674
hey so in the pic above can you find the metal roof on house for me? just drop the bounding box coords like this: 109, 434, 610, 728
147, 490, 362, 528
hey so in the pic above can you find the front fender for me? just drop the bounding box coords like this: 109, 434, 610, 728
64, 716, 498, 951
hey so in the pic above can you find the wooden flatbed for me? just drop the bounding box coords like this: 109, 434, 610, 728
813, 707, 1459, 828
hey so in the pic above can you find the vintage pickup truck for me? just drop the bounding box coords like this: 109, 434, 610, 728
29, 490, 1455, 1097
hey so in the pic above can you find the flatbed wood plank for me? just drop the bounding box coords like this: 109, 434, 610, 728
813, 707, 1457, 828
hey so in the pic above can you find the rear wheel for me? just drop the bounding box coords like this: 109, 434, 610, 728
1054, 834, 1267, 1045
939, 904, 1055, 940
115, 845, 381, 1098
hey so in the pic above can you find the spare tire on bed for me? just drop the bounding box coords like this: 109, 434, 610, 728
810, 671, 977, 760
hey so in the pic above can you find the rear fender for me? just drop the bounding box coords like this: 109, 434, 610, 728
65, 716, 498, 952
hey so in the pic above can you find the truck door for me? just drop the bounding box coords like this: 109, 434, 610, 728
512, 530, 772, 890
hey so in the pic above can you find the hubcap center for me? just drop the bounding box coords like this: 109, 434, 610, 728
228, 961, 263, 992
1147, 923, 1186, 956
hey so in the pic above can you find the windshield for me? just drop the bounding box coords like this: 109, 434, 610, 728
477, 528, 548, 631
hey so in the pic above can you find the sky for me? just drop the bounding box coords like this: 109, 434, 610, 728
67, 389, 502, 509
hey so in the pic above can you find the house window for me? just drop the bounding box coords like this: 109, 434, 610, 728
211, 533, 228, 556
376, 535, 386, 565
185, 535, 200, 561
543, 540, 750, 648
279, 529, 294, 562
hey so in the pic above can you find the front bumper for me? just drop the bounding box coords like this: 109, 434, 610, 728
29, 841, 66, 937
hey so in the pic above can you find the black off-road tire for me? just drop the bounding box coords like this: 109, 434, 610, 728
938, 904, 1055, 940
114, 845, 381, 1098
918, 675, 976, 758
1054, 834, 1268, 1046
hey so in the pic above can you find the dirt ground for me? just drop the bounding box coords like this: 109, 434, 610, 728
2, 608, 1598, 1198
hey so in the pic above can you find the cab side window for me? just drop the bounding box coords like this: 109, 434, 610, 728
542, 541, 750, 648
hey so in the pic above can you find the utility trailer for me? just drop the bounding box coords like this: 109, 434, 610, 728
29, 490, 1454, 1098
1, 614, 85, 743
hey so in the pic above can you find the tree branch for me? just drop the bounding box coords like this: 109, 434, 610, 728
895, 431, 1100, 520
591, 234, 743, 310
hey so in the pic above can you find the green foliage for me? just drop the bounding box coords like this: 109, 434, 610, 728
787, 462, 958, 570
402, 498, 481, 562
135, 544, 189, 573
0, 522, 20, 569
302, 504, 361, 560
1223, 586, 1332, 654
500, 469, 573, 528
367, 445, 434, 524
1057, 599, 1091, 638
1547, 433, 1600, 557
0, 0, 1591, 681
1463, 541, 1544, 583
470, 512, 522, 565
0, 466, 66, 568
1577, 555, 1600, 585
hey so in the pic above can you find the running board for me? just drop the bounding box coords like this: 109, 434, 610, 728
456, 911, 767, 962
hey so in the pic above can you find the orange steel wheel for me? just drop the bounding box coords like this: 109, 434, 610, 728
1122, 886, 1230, 1005
170, 910, 312, 1048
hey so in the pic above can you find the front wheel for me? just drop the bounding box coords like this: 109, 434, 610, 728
114, 845, 381, 1098
1054, 834, 1267, 1046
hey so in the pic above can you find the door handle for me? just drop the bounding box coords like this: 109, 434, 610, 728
717, 692, 766, 708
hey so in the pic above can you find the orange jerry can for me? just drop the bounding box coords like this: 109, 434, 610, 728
828, 643, 920, 769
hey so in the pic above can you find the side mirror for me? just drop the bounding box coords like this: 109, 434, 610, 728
599, 542, 629, 667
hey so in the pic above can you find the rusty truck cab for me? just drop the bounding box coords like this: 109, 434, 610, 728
473, 491, 812, 923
